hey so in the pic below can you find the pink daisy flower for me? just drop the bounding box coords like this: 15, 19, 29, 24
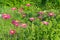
38, 11, 44, 15
2, 14, 11, 19
10, 30, 16, 35
11, 7, 17, 10
48, 12, 55, 17
26, 3, 31, 7
42, 21, 49, 25
29, 17, 35, 21
20, 23, 27, 28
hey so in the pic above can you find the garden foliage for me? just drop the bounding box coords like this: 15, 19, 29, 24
0, 0, 60, 40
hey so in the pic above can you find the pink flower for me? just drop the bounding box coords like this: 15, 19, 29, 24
38, 16, 42, 20
14, 23, 19, 26
38, 11, 44, 15
20, 23, 27, 28
48, 12, 55, 17
22, 14, 26, 17
29, 17, 35, 21
42, 21, 49, 25
26, 3, 31, 7
10, 30, 16, 35
2, 14, 11, 19
12, 20, 20, 26
11, 7, 16, 10
18, 8, 23, 13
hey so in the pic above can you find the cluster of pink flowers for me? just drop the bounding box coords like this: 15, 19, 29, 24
38, 11, 55, 25
1, 3, 31, 35
1, 3, 56, 35
12, 20, 20, 27
1, 13, 28, 35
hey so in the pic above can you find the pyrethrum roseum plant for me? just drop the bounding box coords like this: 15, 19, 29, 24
0, 0, 60, 40
2, 14, 11, 19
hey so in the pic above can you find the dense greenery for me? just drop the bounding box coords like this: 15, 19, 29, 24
0, 0, 60, 40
